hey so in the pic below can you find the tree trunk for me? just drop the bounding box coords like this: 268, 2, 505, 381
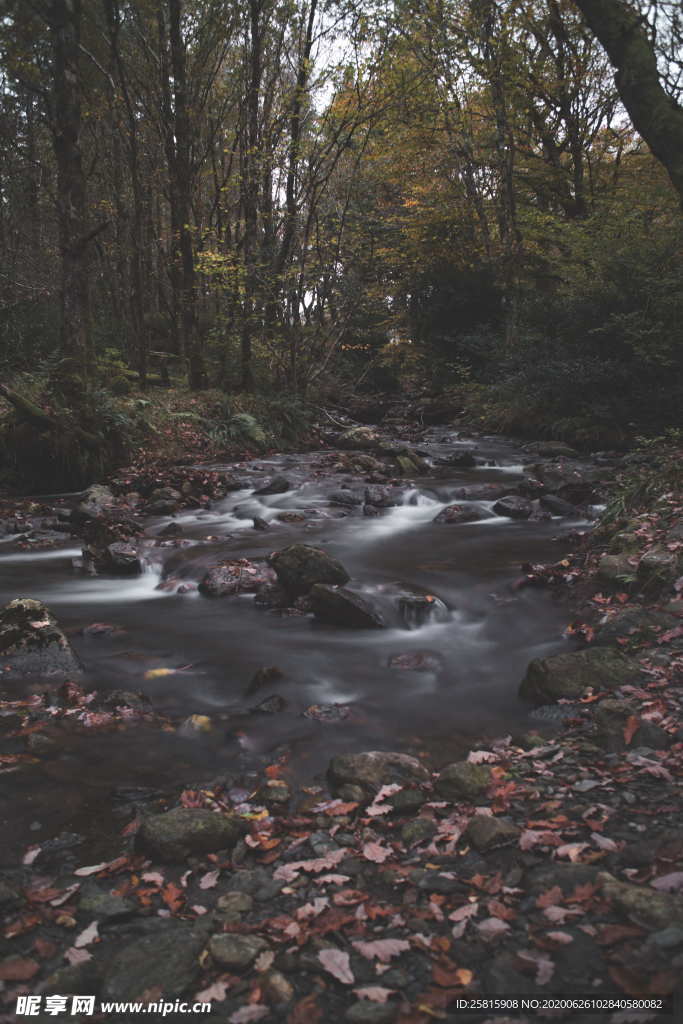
50, 0, 90, 398
573, 0, 683, 204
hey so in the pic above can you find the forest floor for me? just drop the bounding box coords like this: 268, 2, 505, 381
0, 422, 681, 1023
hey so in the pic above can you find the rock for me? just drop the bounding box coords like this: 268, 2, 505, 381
597, 553, 634, 584
524, 441, 578, 458
608, 530, 641, 555
254, 475, 290, 495
251, 694, 287, 714
492, 495, 533, 519
464, 815, 520, 851
270, 544, 350, 596
0, 598, 82, 679
0, 879, 21, 912
398, 594, 447, 628
78, 883, 136, 921
519, 647, 641, 705
246, 665, 285, 695
395, 452, 424, 476
638, 546, 680, 595
159, 522, 183, 538
26, 731, 58, 756
599, 875, 683, 930
71, 484, 115, 525
434, 449, 477, 467
136, 807, 247, 861
209, 933, 270, 969
525, 863, 603, 897
199, 559, 271, 597
338, 426, 380, 450
104, 541, 143, 574
102, 923, 208, 1001
364, 486, 401, 508
433, 503, 486, 524
540, 494, 580, 517
254, 583, 290, 608
451, 483, 509, 501
256, 779, 291, 807
102, 689, 150, 711
276, 511, 306, 523
345, 1002, 396, 1024
435, 762, 492, 802
388, 650, 443, 672
594, 606, 680, 646
310, 584, 385, 629
529, 461, 607, 504
388, 788, 426, 813
262, 969, 294, 1006
329, 490, 363, 508
593, 699, 670, 752
401, 818, 438, 846
328, 751, 429, 794
151, 486, 182, 503
252, 516, 270, 530
217, 891, 253, 917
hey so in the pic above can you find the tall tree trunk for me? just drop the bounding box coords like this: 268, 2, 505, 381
50, 0, 90, 398
573, 0, 683, 204
169, 0, 204, 388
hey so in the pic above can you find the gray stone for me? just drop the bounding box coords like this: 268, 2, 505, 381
638, 547, 680, 595
465, 815, 520, 851
136, 807, 247, 861
597, 553, 634, 584
435, 762, 492, 802
208, 933, 269, 968
593, 699, 670, 752
328, 751, 429, 794
102, 923, 208, 1000
0, 598, 82, 679
79, 883, 136, 921
433, 503, 486, 524
492, 495, 533, 519
345, 1002, 397, 1024
519, 647, 641, 705
310, 584, 385, 629
539, 494, 580, 517
599, 875, 683, 930
338, 426, 380, 450
270, 544, 350, 596
401, 818, 438, 846
216, 892, 253, 917
254, 475, 290, 495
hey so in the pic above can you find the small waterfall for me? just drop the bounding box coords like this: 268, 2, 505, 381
398, 593, 450, 630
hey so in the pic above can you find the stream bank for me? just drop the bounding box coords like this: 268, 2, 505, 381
0, 422, 681, 1022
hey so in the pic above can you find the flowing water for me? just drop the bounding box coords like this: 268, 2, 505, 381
0, 431, 589, 865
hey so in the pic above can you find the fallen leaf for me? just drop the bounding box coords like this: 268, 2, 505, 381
195, 980, 229, 1003
0, 957, 39, 981
651, 872, 683, 892
476, 918, 510, 941
229, 1007, 269, 1024
362, 840, 392, 863
352, 939, 410, 963
199, 870, 220, 890
74, 862, 109, 877
624, 715, 640, 746
353, 986, 395, 1003
74, 920, 99, 949
318, 948, 354, 984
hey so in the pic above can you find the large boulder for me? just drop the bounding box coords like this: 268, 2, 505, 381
519, 647, 641, 705
270, 544, 350, 596
638, 546, 680, 596
528, 461, 608, 504
0, 599, 82, 679
328, 750, 429, 795
364, 486, 402, 508
136, 807, 247, 861
539, 494, 580, 517
83, 540, 142, 576
310, 584, 385, 629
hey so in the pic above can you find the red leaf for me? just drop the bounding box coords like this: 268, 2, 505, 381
623, 715, 640, 746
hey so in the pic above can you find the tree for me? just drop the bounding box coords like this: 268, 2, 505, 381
573, 0, 683, 203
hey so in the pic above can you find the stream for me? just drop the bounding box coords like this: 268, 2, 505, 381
0, 429, 592, 867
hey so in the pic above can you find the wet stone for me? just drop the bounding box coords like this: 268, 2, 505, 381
270, 543, 350, 596
136, 807, 247, 861
209, 933, 270, 968
465, 815, 520, 851
435, 762, 492, 802
78, 883, 136, 922
345, 1002, 397, 1024
401, 818, 438, 846
102, 922, 208, 1001
216, 891, 253, 917
328, 751, 429, 794
254, 475, 290, 495
310, 584, 385, 629
519, 647, 641, 705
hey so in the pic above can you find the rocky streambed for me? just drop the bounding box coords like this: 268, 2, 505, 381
0, 423, 681, 1022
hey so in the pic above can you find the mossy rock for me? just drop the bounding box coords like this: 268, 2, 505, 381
519, 647, 641, 705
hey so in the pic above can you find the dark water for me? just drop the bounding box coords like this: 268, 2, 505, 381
0, 431, 589, 865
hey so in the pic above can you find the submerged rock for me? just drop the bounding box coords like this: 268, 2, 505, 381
254, 475, 290, 495
310, 584, 385, 629
199, 559, 271, 597
519, 647, 641, 705
270, 543, 350, 596
136, 807, 247, 861
0, 598, 82, 679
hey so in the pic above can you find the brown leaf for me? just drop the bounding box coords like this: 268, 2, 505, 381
288, 994, 322, 1024
624, 715, 640, 746
536, 886, 562, 909
0, 957, 40, 981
